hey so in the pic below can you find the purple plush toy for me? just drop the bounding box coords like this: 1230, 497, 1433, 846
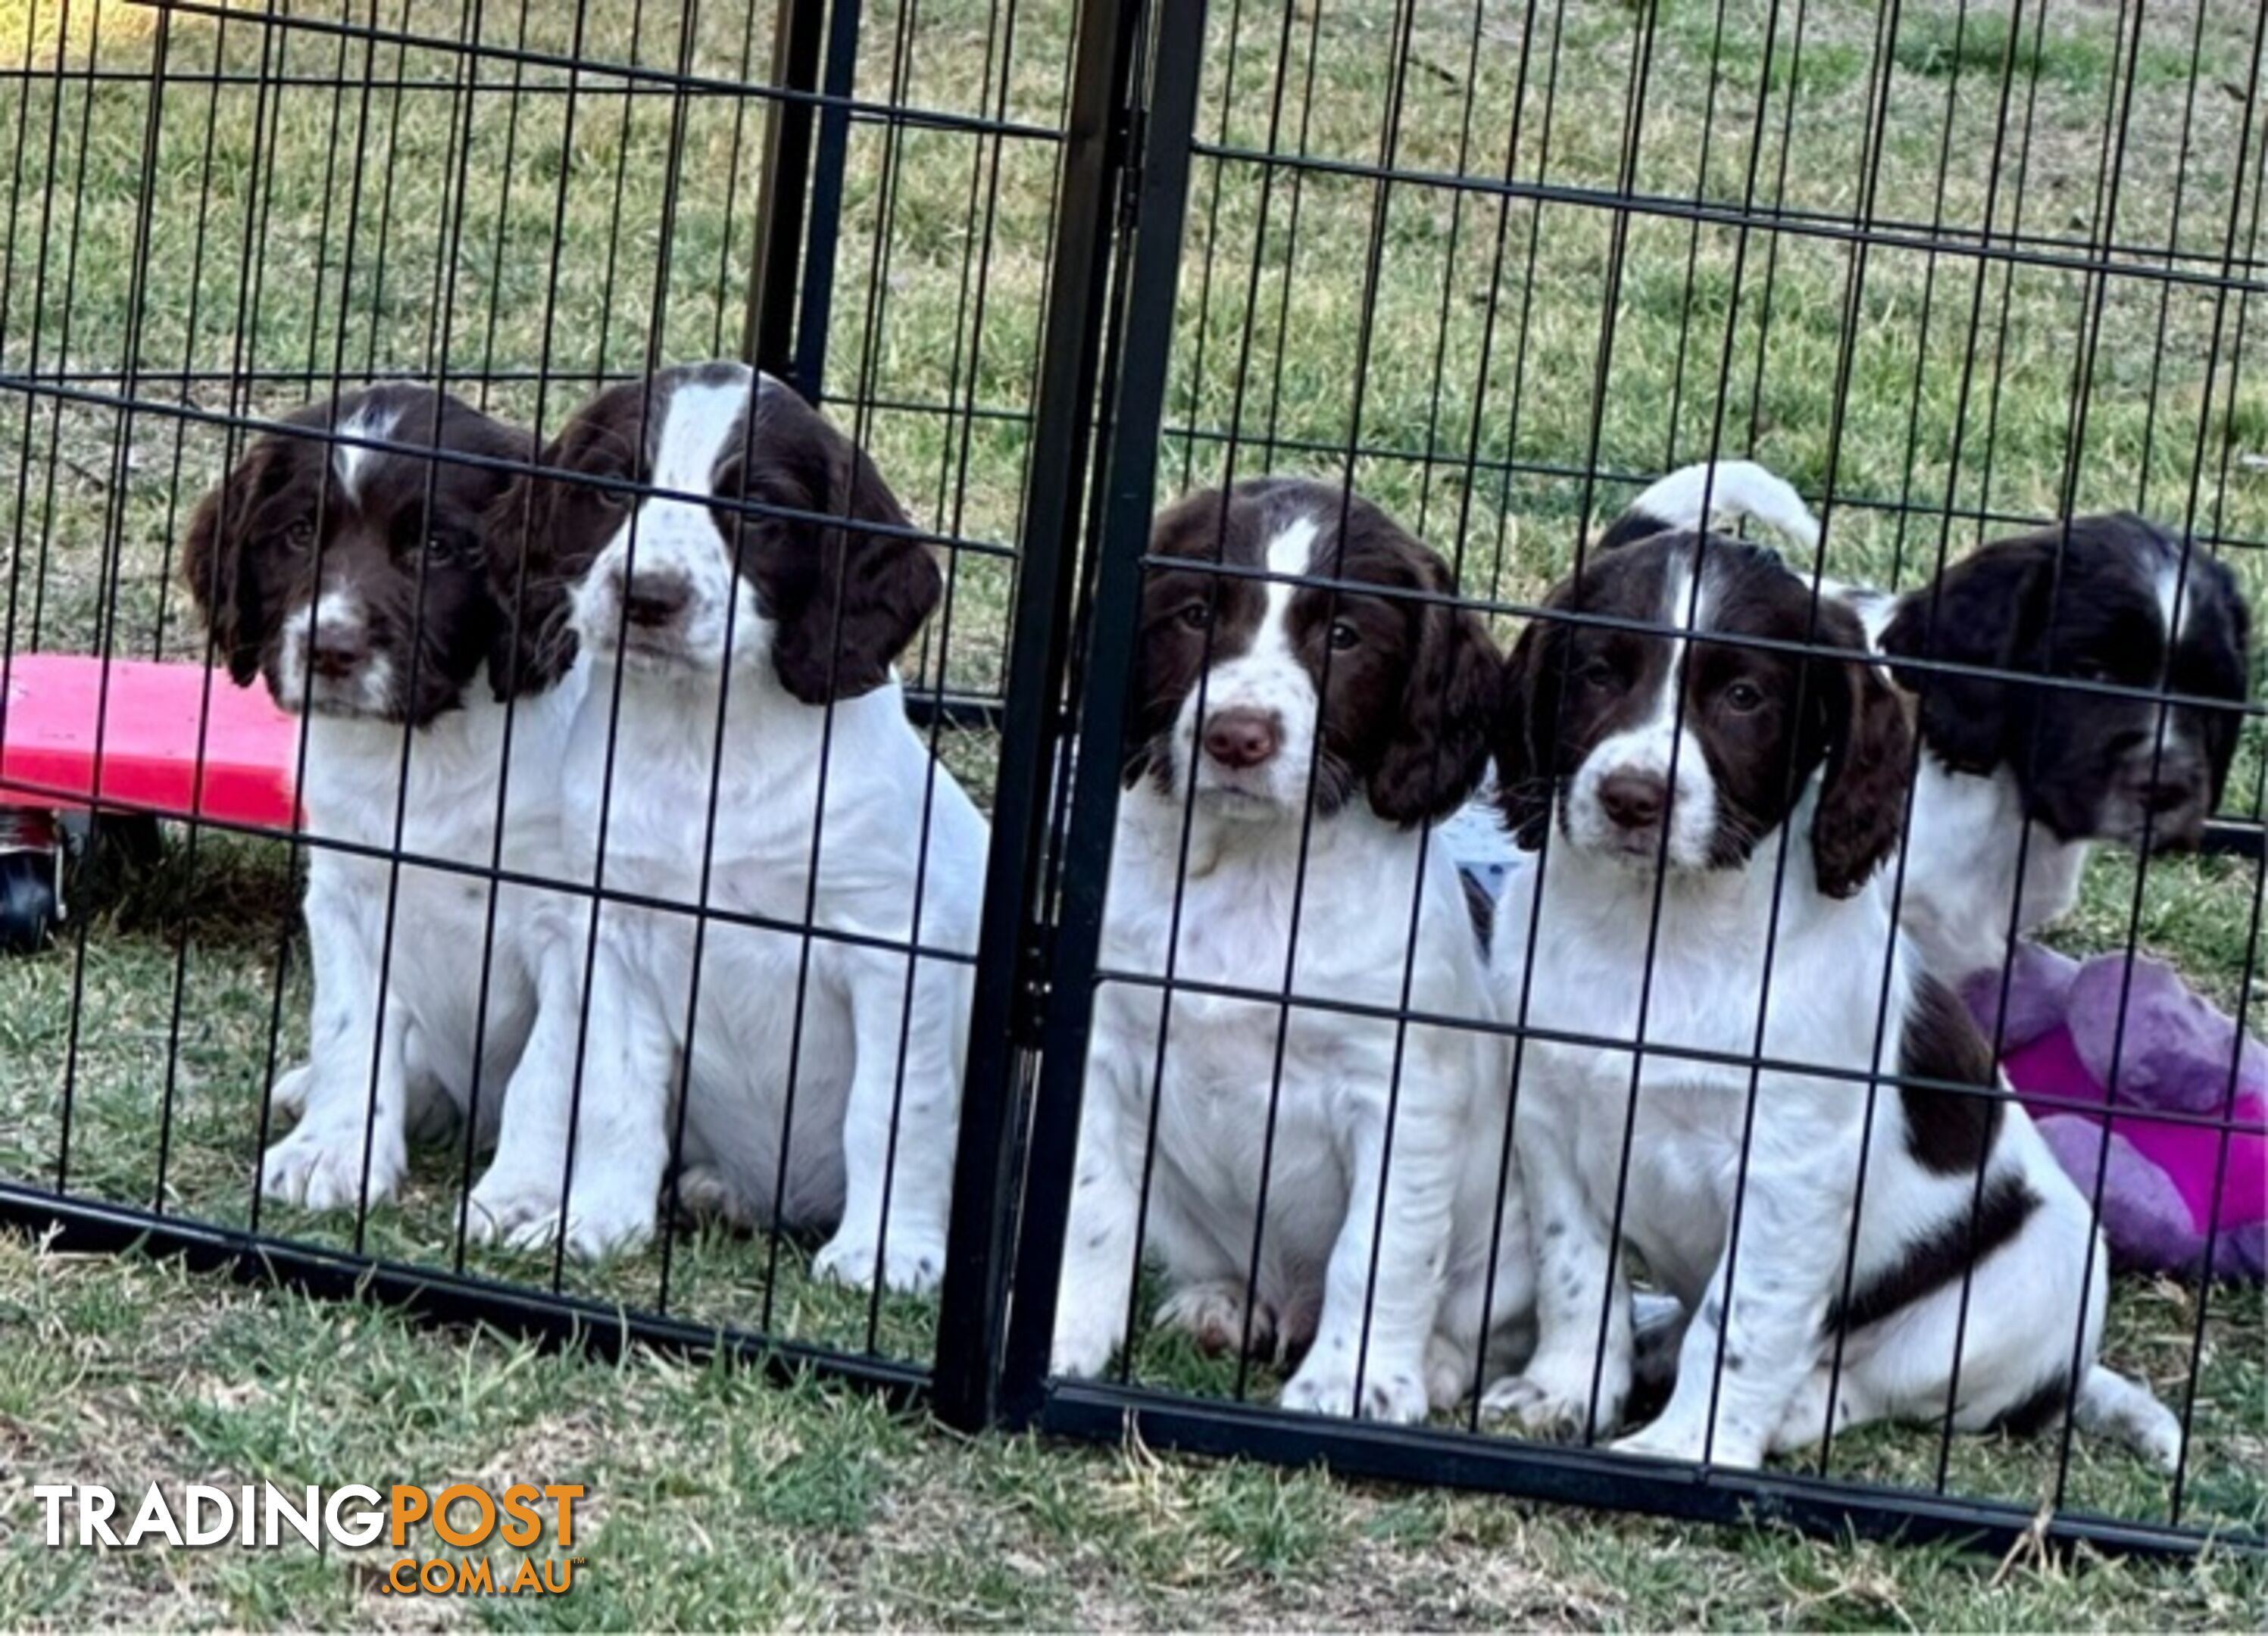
1963, 944, 2266, 1282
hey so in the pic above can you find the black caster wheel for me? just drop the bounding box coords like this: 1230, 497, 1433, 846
0, 808, 66, 954
89, 810, 164, 872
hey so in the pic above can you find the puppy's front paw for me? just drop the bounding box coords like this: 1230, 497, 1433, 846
1155, 1282, 1279, 1360
1611, 1416, 1763, 1469
261, 1121, 405, 1213
1480, 1366, 1622, 1444
466, 1168, 654, 1260
1279, 1358, 1429, 1424
1049, 1291, 1127, 1380
814, 1229, 945, 1296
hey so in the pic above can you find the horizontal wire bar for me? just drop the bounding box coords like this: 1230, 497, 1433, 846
120, 0, 1070, 144
0, 66, 863, 95
0, 1181, 932, 1393
0, 370, 1046, 434
1158, 421, 2268, 556
1176, 148, 2268, 281
1127, 551, 2268, 720
1189, 139, 2268, 295
0, 375, 1020, 561
1083, 960, 2266, 1136
1039, 1383, 2259, 1559
0, 770, 986, 965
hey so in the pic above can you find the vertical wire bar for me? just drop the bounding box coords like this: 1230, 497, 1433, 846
487, 0, 603, 1290
742, 0, 826, 375
1656, 0, 1732, 470
1407, 0, 1495, 540
1479, 0, 1569, 604
2169, 25, 2267, 1522
1170, 0, 1248, 495
1669, 0, 1832, 1468
541, 0, 670, 1302
788, 0, 866, 399
751, 0, 915, 1338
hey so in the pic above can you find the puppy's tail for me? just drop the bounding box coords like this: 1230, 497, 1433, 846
1601, 460, 1820, 553
2073, 1364, 2184, 1472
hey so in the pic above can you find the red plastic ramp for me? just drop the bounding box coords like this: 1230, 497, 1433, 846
0, 654, 298, 829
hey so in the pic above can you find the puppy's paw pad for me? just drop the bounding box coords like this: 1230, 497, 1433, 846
667, 1163, 740, 1223
1280, 1363, 1429, 1424
1155, 1284, 1276, 1359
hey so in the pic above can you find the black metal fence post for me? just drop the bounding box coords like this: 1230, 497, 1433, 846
743, 0, 830, 380
929, 0, 1154, 1434
987, 0, 1211, 1429
789, 0, 867, 403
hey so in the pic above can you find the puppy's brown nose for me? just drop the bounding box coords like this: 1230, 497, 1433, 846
623, 573, 692, 629
308, 629, 367, 679
1597, 770, 1667, 831
1202, 707, 1281, 770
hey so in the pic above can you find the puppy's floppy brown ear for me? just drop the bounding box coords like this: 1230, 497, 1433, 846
1491, 602, 1564, 850
1878, 535, 2048, 773
181, 436, 286, 688
749, 388, 941, 705
482, 426, 580, 701
1810, 598, 1913, 899
1367, 552, 1502, 827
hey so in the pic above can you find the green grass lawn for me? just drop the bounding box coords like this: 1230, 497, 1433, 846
1, 1234, 2263, 1629
3, 0, 2265, 1622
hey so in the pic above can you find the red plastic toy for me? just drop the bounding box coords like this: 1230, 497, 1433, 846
0, 654, 298, 948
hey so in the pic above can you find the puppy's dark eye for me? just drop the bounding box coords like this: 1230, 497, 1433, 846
1179, 600, 1213, 631
2070, 658, 2114, 685
283, 518, 317, 554
1329, 619, 1360, 651
424, 531, 463, 564
1723, 679, 1766, 713
1575, 655, 1617, 688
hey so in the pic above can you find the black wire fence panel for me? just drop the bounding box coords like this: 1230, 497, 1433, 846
1, 0, 1069, 1375
2, 0, 2263, 1560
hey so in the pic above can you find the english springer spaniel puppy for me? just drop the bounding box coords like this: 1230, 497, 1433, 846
1049, 479, 1531, 1422
1483, 528, 2179, 1469
485, 361, 984, 1289
1592, 459, 1820, 555
183, 386, 594, 1229
1869, 517, 2251, 982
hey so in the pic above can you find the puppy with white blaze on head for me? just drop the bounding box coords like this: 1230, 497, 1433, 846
1049, 479, 1532, 1423
182, 386, 593, 1234
1482, 513, 2182, 1471
486, 361, 986, 1291
1867, 515, 2251, 984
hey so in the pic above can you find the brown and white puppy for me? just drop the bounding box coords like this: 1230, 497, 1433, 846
479, 362, 986, 1288
1482, 529, 2179, 1469
1870, 516, 2251, 980
1051, 478, 1533, 1422
183, 385, 595, 1233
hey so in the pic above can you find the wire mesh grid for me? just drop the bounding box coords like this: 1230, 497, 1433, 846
1, 0, 1071, 1381
1001, 0, 2266, 1557
1, 0, 2262, 1560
